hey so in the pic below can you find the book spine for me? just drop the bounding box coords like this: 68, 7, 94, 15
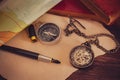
80, 0, 110, 24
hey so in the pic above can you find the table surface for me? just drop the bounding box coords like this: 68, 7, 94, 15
0, 13, 116, 80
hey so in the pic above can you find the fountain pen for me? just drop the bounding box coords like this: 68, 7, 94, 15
0, 45, 61, 64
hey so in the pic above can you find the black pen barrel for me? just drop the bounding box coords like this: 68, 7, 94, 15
0, 45, 39, 60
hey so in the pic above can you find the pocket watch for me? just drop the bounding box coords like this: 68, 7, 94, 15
70, 42, 94, 68
36, 23, 61, 44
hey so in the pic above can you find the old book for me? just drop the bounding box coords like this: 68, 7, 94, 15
48, 0, 120, 25
80, 0, 120, 25
0, 0, 61, 46
48, 0, 98, 19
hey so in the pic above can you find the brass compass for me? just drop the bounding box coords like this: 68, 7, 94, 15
36, 23, 61, 44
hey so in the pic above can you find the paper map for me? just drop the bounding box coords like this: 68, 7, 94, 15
0, 0, 61, 46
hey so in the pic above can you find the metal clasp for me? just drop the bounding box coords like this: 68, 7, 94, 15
64, 17, 86, 36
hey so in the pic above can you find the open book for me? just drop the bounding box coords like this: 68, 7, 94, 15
0, 0, 61, 46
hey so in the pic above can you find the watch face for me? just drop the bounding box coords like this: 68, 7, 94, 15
37, 23, 60, 43
70, 45, 94, 68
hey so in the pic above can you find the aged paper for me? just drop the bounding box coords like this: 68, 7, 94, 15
0, 14, 115, 80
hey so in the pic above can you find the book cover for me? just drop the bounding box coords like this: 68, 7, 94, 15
0, 0, 61, 46
48, 0, 98, 19
49, 0, 120, 25
80, 0, 120, 25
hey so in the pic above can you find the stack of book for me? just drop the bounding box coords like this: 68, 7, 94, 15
48, 0, 120, 25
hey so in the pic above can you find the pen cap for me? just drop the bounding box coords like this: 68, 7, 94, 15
28, 24, 37, 42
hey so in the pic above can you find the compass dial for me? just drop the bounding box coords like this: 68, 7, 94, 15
37, 23, 60, 44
